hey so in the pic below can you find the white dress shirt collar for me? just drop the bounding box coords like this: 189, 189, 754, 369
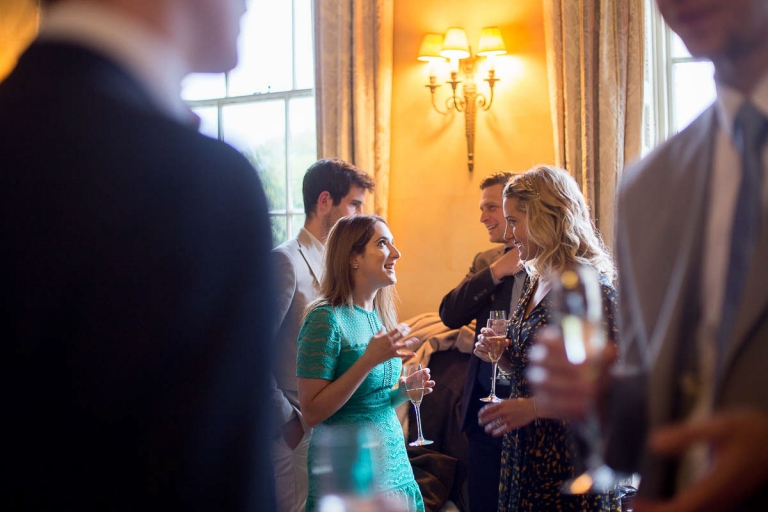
39, 2, 193, 125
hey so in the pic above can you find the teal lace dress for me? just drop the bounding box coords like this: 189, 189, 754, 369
296, 304, 425, 512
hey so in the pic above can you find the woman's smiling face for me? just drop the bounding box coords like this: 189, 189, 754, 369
352, 221, 402, 291
503, 197, 536, 261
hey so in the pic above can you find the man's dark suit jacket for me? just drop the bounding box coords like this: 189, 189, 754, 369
439, 246, 516, 433
1, 42, 276, 510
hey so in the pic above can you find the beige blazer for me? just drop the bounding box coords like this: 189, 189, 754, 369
271, 228, 324, 422
611, 105, 768, 505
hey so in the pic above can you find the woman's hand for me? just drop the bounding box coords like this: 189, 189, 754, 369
478, 398, 537, 437
363, 323, 420, 368
402, 367, 435, 396
473, 327, 495, 362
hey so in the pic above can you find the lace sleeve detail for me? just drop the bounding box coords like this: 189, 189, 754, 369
296, 306, 341, 380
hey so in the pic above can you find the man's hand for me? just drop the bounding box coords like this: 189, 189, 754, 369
633, 409, 768, 512
527, 326, 613, 419
280, 414, 306, 451
490, 249, 523, 281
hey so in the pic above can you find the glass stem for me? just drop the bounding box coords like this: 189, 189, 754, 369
490, 362, 498, 398
414, 404, 425, 441
583, 408, 605, 470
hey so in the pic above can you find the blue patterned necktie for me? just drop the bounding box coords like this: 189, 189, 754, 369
717, 101, 768, 359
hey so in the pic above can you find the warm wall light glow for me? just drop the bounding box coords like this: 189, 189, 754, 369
440, 28, 470, 59
417, 34, 446, 62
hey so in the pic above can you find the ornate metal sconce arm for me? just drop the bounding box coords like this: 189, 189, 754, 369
425, 76, 448, 115
447, 71, 465, 112
480, 69, 499, 111
422, 55, 503, 172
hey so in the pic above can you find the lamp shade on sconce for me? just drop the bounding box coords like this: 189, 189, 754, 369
440, 27, 470, 59
477, 27, 506, 56
417, 34, 446, 61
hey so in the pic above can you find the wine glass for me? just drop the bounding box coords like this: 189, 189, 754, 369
480, 310, 510, 403
550, 266, 626, 494
403, 364, 433, 446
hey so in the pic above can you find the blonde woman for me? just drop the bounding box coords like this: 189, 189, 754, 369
474, 166, 619, 511
297, 215, 431, 512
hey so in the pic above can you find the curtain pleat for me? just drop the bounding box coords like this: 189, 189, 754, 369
313, 0, 393, 218
543, 0, 644, 250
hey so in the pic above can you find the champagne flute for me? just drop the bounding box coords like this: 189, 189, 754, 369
480, 310, 509, 403
403, 364, 433, 446
551, 266, 626, 494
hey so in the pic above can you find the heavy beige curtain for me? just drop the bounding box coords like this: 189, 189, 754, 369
313, 0, 393, 218
543, 0, 644, 250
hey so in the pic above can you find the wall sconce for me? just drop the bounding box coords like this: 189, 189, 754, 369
418, 27, 507, 172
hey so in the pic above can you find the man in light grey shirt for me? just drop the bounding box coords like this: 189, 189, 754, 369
271, 158, 374, 512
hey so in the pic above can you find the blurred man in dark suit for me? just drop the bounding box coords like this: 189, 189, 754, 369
439, 172, 523, 512
1, 0, 276, 509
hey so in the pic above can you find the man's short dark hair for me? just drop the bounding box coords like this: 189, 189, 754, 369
302, 158, 374, 217
479, 171, 515, 190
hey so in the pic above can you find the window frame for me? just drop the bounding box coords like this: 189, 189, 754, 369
643, 0, 713, 152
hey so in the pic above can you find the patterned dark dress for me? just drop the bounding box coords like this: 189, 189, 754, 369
497, 272, 621, 512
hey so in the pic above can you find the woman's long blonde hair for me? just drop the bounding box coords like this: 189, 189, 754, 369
503, 165, 615, 283
305, 215, 398, 330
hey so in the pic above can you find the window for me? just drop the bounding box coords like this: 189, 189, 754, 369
643, 0, 716, 153
182, 0, 316, 247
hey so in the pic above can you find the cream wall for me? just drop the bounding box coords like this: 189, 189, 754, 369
0, 0, 38, 82
390, 0, 555, 320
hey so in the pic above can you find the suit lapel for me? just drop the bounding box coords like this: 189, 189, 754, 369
296, 229, 323, 288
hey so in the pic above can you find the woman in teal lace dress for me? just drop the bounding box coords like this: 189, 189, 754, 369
297, 215, 430, 512
474, 166, 621, 511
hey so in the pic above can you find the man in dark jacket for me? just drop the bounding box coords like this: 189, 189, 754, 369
1, 0, 276, 509
439, 172, 523, 512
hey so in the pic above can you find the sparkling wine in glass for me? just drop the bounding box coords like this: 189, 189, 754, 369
404, 364, 433, 446
552, 266, 626, 494
480, 310, 509, 403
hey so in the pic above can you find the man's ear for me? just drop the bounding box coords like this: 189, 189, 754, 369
316, 191, 332, 214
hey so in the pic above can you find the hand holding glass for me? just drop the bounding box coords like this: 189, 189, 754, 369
403, 364, 433, 446
551, 267, 624, 494
480, 310, 509, 403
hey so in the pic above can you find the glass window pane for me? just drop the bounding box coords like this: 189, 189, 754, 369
294, 0, 314, 90
289, 97, 317, 211
221, 101, 287, 211
181, 73, 226, 101
271, 215, 287, 247
192, 106, 219, 139
290, 214, 305, 239
670, 32, 691, 59
672, 61, 716, 133
228, 0, 293, 96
